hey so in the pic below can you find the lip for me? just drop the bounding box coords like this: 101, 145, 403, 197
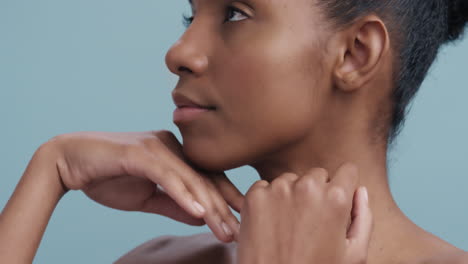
171, 91, 216, 123
172, 92, 215, 109
173, 106, 213, 123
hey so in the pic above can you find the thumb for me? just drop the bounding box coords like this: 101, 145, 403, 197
346, 186, 373, 258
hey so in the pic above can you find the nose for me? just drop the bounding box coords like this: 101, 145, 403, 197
165, 30, 209, 77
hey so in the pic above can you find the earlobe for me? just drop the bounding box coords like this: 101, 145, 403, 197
333, 16, 389, 92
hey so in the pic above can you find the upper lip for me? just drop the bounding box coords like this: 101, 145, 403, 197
172, 91, 215, 109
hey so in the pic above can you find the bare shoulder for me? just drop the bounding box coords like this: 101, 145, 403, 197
423, 250, 468, 264
455, 253, 468, 264
445, 251, 468, 264
113, 232, 237, 264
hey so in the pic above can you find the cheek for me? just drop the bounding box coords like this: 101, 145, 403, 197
179, 27, 327, 171
218, 32, 325, 142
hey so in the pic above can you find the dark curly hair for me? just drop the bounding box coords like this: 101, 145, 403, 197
318, 0, 468, 146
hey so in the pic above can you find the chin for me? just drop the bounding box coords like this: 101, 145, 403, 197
181, 140, 247, 172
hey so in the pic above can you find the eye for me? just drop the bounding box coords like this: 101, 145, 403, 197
181, 6, 249, 28
182, 13, 194, 28
224, 6, 249, 23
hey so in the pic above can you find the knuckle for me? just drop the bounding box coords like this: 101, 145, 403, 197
245, 183, 267, 205
155, 129, 177, 140
182, 188, 194, 201
154, 130, 179, 146
158, 170, 178, 189
192, 174, 206, 188
246, 187, 264, 200
271, 178, 292, 195
327, 185, 348, 208
205, 207, 222, 221
197, 198, 215, 214
178, 188, 197, 207
306, 168, 329, 181
218, 206, 234, 220
250, 179, 269, 190
295, 175, 319, 194
164, 169, 179, 181
140, 135, 167, 154
141, 136, 160, 150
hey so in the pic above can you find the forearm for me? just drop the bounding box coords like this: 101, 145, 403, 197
0, 143, 66, 263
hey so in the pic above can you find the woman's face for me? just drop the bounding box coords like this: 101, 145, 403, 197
165, 0, 334, 172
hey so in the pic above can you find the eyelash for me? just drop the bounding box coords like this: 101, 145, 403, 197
182, 6, 248, 28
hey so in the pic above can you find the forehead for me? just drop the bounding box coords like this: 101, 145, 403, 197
188, 0, 320, 19
188, 0, 315, 8
187, 0, 326, 31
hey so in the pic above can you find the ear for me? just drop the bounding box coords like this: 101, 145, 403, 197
333, 15, 389, 92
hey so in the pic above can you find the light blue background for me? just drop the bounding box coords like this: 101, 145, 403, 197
1, 1, 467, 263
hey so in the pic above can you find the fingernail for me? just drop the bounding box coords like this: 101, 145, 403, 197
362, 187, 369, 203
221, 221, 233, 237
192, 201, 206, 215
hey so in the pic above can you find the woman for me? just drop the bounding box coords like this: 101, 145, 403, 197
1, 0, 467, 263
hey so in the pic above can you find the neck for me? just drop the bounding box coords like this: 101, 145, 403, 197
248, 130, 420, 262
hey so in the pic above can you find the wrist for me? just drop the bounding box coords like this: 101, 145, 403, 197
0, 139, 68, 262
30, 139, 69, 198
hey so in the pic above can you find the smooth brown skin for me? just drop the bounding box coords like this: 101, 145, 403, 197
165, 0, 468, 263
0, 131, 246, 263
237, 164, 373, 264
0, 132, 370, 264
1, 0, 467, 264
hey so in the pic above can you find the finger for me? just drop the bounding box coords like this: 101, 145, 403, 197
156, 171, 208, 219
276, 172, 300, 183
248, 179, 270, 191
204, 179, 241, 242
270, 172, 298, 193
141, 186, 206, 226
202, 208, 235, 243
190, 179, 237, 243
209, 172, 245, 213
183, 175, 236, 243
156, 171, 232, 243
304, 168, 329, 184
125, 151, 207, 220
144, 146, 237, 243
150, 132, 237, 241
346, 186, 373, 252
329, 162, 359, 201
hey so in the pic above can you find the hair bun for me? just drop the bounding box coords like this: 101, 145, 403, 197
446, 0, 468, 42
